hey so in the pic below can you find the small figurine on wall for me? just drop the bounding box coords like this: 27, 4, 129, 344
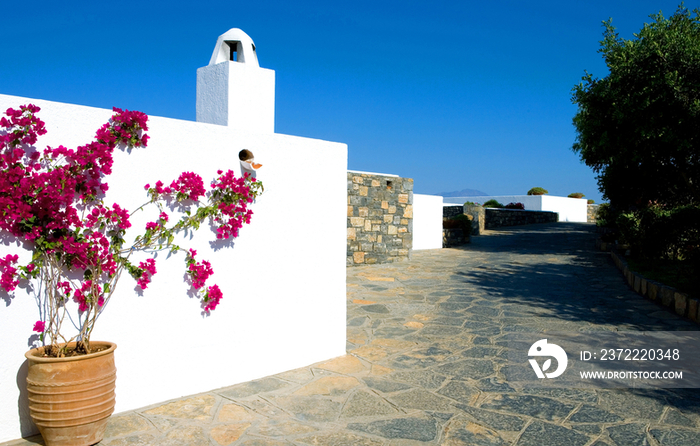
239, 149, 262, 177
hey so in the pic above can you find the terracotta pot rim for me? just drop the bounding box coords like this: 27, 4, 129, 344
25, 341, 117, 363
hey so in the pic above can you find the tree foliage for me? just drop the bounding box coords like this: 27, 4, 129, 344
571, 4, 700, 210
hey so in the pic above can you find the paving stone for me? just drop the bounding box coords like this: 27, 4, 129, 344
218, 377, 293, 399
515, 420, 590, 446
456, 405, 526, 432
474, 377, 516, 393
388, 388, 455, 411
434, 359, 496, 381
569, 405, 623, 423
102, 434, 158, 446
662, 408, 698, 427
348, 417, 438, 442
605, 423, 649, 446
391, 370, 448, 389
160, 426, 211, 446
318, 355, 368, 374
460, 346, 502, 358
210, 423, 251, 445
437, 381, 480, 404
252, 418, 317, 437
104, 413, 151, 438
361, 304, 390, 313
296, 432, 384, 446
293, 376, 360, 396
217, 403, 256, 422
442, 418, 508, 445
480, 394, 576, 422
272, 396, 342, 423
597, 390, 665, 421
340, 390, 398, 418
361, 377, 412, 393
143, 395, 216, 420
649, 427, 700, 446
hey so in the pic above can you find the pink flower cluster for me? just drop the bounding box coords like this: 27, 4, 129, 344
146, 172, 206, 202
73, 281, 104, 313
0, 254, 19, 292
204, 284, 223, 312
186, 249, 214, 289
137, 259, 157, 290
211, 170, 256, 239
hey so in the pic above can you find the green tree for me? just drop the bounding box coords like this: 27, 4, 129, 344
571, 4, 700, 210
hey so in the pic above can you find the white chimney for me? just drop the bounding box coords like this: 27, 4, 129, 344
196, 29, 275, 133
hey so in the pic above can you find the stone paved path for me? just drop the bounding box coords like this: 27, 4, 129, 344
5, 223, 699, 446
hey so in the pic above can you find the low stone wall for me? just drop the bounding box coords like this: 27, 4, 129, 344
587, 204, 600, 223
443, 228, 469, 247
485, 209, 558, 229
609, 249, 699, 324
443, 205, 464, 218
347, 172, 413, 265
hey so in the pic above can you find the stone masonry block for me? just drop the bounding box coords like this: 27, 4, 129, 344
674, 292, 688, 317
353, 252, 365, 264
641, 278, 648, 296
364, 220, 372, 231
634, 274, 642, 293
403, 205, 413, 218
689, 299, 699, 322
660, 286, 675, 308
359, 207, 369, 217
372, 224, 381, 232
388, 205, 396, 214
347, 227, 356, 241
371, 179, 380, 187
398, 194, 409, 204
647, 281, 659, 300
381, 201, 389, 209
352, 175, 363, 183
388, 225, 398, 235
359, 186, 369, 196
383, 215, 393, 223
350, 217, 364, 227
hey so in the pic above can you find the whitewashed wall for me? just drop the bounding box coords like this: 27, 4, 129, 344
412, 194, 443, 250
0, 94, 348, 442
443, 195, 588, 223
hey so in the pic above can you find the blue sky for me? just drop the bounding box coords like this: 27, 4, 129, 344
0, 1, 690, 202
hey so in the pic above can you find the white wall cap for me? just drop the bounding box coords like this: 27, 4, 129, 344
347, 169, 399, 177
209, 28, 260, 67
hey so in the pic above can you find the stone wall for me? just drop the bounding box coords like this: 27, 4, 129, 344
348, 172, 413, 265
485, 209, 558, 229
443, 228, 469, 247
587, 204, 600, 224
443, 205, 464, 218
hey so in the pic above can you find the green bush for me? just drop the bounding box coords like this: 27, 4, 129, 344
527, 187, 548, 195
614, 205, 700, 261
587, 199, 595, 204
443, 213, 473, 231
568, 192, 585, 199
464, 201, 481, 207
482, 199, 504, 208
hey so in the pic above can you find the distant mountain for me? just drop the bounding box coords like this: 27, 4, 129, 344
436, 188, 489, 197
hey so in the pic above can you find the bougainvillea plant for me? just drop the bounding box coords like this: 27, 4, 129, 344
0, 104, 262, 357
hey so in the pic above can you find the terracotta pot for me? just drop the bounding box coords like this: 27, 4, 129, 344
24, 341, 117, 446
